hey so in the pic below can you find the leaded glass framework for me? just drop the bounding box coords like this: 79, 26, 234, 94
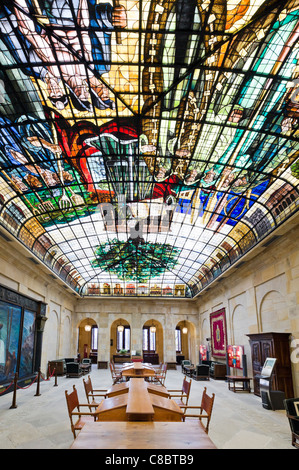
0, 0, 298, 298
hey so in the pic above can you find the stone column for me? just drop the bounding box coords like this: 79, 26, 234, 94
98, 312, 109, 362
164, 310, 176, 363
131, 311, 142, 354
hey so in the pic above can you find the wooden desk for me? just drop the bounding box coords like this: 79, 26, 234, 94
113, 354, 130, 363
150, 394, 183, 421
95, 395, 128, 421
106, 381, 169, 398
106, 382, 129, 398
71, 421, 217, 449
96, 379, 181, 421
121, 362, 155, 379
146, 383, 170, 398
126, 379, 155, 421
226, 375, 252, 393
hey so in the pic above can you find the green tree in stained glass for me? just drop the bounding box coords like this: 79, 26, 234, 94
91, 237, 180, 282
291, 160, 299, 179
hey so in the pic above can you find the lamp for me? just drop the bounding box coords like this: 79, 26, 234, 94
117, 321, 124, 333
150, 321, 156, 334
85, 325, 91, 332
182, 321, 188, 334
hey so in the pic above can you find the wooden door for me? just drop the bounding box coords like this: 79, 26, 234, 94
250, 340, 262, 396
247, 333, 294, 399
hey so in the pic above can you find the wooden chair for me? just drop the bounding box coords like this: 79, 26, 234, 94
65, 385, 97, 439
168, 376, 192, 410
109, 362, 122, 384
81, 358, 91, 367
193, 364, 210, 381
66, 361, 82, 378
111, 360, 122, 371
153, 363, 167, 386
181, 360, 192, 374
83, 375, 107, 410
181, 387, 215, 433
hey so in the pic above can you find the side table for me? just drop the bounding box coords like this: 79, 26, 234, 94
184, 365, 196, 377
226, 376, 252, 393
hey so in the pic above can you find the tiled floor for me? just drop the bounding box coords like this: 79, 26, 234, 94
0, 365, 294, 450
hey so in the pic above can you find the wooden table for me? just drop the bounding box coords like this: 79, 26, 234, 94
121, 362, 156, 379
106, 381, 170, 398
80, 364, 91, 375
184, 365, 196, 377
96, 379, 182, 422
70, 421, 217, 449
226, 375, 252, 393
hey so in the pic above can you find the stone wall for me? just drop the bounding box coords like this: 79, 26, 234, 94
0, 234, 78, 372
75, 298, 199, 364
0, 212, 298, 394
195, 215, 299, 396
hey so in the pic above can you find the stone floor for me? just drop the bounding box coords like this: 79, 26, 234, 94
0, 365, 295, 450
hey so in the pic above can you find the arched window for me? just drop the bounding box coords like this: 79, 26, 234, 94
91, 326, 98, 351
175, 327, 182, 352
117, 326, 131, 351
143, 326, 156, 352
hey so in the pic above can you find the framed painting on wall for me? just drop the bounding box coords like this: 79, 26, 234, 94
0, 301, 22, 383
199, 345, 207, 361
227, 345, 244, 369
210, 308, 227, 358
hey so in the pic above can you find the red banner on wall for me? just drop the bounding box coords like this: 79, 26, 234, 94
210, 308, 227, 357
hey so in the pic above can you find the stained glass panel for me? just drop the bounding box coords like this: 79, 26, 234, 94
0, 0, 298, 298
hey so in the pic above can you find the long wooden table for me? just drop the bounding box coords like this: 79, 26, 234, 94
96, 378, 182, 422
121, 362, 156, 379
70, 421, 217, 449
106, 381, 170, 398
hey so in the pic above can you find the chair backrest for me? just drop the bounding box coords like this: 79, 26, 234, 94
196, 364, 209, 375
65, 358, 75, 363
65, 385, 79, 415
82, 358, 91, 364
182, 360, 191, 366
160, 363, 167, 384
181, 377, 192, 405
200, 387, 215, 433
65, 385, 80, 437
201, 360, 211, 367
66, 362, 79, 372
182, 376, 191, 393
109, 362, 116, 377
83, 375, 93, 402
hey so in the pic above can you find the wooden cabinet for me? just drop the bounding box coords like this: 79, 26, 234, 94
89, 350, 97, 363
143, 352, 159, 364
247, 332, 294, 399
48, 360, 65, 376
113, 354, 131, 363
176, 354, 185, 364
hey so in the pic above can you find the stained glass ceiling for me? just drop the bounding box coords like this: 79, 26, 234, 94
0, 0, 299, 298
